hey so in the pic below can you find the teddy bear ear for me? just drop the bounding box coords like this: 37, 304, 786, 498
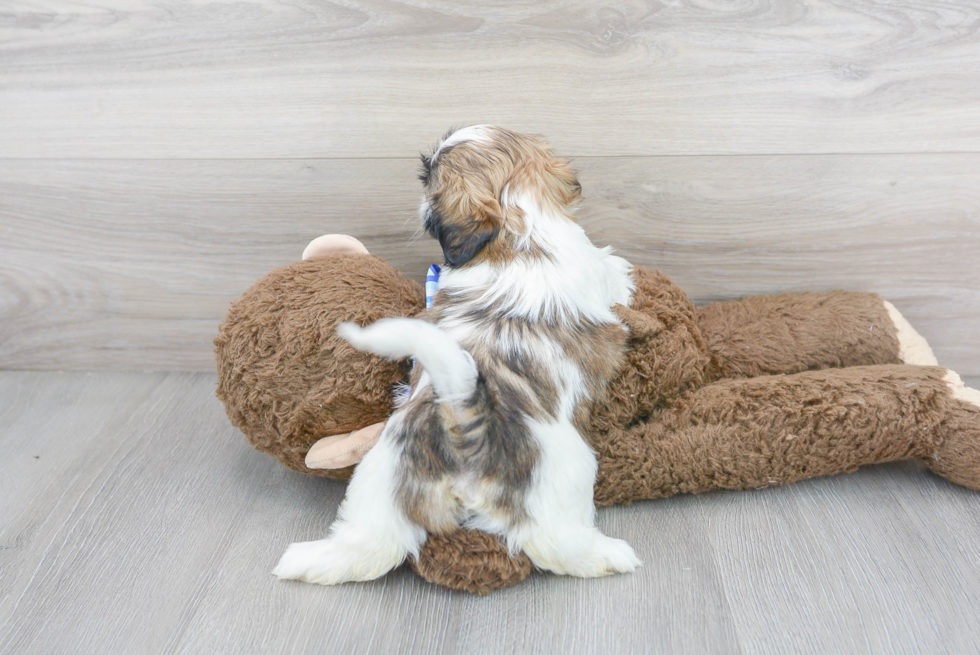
301, 234, 370, 260
305, 422, 385, 469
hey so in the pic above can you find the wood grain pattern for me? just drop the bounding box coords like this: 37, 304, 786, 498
2, 155, 978, 373
579, 154, 980, 374
2, 0, 980, 158
1, 372, 979, 654
0, 158, 441, 370
704, 465, 980, 654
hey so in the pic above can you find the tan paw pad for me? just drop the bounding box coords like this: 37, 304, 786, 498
883, 300, 938, 366
943, 370, 980, 409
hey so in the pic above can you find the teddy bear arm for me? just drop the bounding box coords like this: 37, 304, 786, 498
694, 291, 928, 382
592, 363, 980, 506
588, 266, 713, 435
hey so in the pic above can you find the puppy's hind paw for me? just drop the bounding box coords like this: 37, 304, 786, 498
588, 535, 642, 576
273, 537, 406, 585
526, 533, 642, 578
272, 540, 336, 583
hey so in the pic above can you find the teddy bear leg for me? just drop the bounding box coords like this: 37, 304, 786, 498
593, 364, 978, 506
925, 370, 980, 490
273, 436, 426, 584
696, 291, 919, 380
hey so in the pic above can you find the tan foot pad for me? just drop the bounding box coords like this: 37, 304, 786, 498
944, 370, 980, 409
883, 300, 938, 366
302, 234, 370, 260
305, 422, 385, 469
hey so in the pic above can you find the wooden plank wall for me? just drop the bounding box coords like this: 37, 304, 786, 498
2, 0, 979, 372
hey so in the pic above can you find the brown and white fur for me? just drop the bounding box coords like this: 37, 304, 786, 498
273, 126, 640, 584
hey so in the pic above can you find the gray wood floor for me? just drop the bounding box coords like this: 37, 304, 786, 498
2, 370, 980, 654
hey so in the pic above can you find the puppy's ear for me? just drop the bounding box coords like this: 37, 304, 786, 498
431, 204, 500, 267
426, 145, 505, 266
544, 156, 582, 208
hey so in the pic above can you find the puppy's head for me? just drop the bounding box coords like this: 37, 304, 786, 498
418, 126, 581, 268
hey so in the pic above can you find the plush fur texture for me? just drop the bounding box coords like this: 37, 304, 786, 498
215, 252, 980, 594
698, 290, 906, 381
413, 529, 533, 595
214, 254, 424, 480
595, 364, 972, 505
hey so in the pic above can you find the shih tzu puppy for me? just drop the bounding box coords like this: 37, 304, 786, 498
273, 125, 641, 584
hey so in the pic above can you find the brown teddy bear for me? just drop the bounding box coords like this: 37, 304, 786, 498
215, 235, 980, 595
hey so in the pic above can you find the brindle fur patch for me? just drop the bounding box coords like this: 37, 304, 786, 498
393, 365, 540, 533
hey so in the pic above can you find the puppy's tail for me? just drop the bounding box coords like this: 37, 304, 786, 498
338, 318, 478, 402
